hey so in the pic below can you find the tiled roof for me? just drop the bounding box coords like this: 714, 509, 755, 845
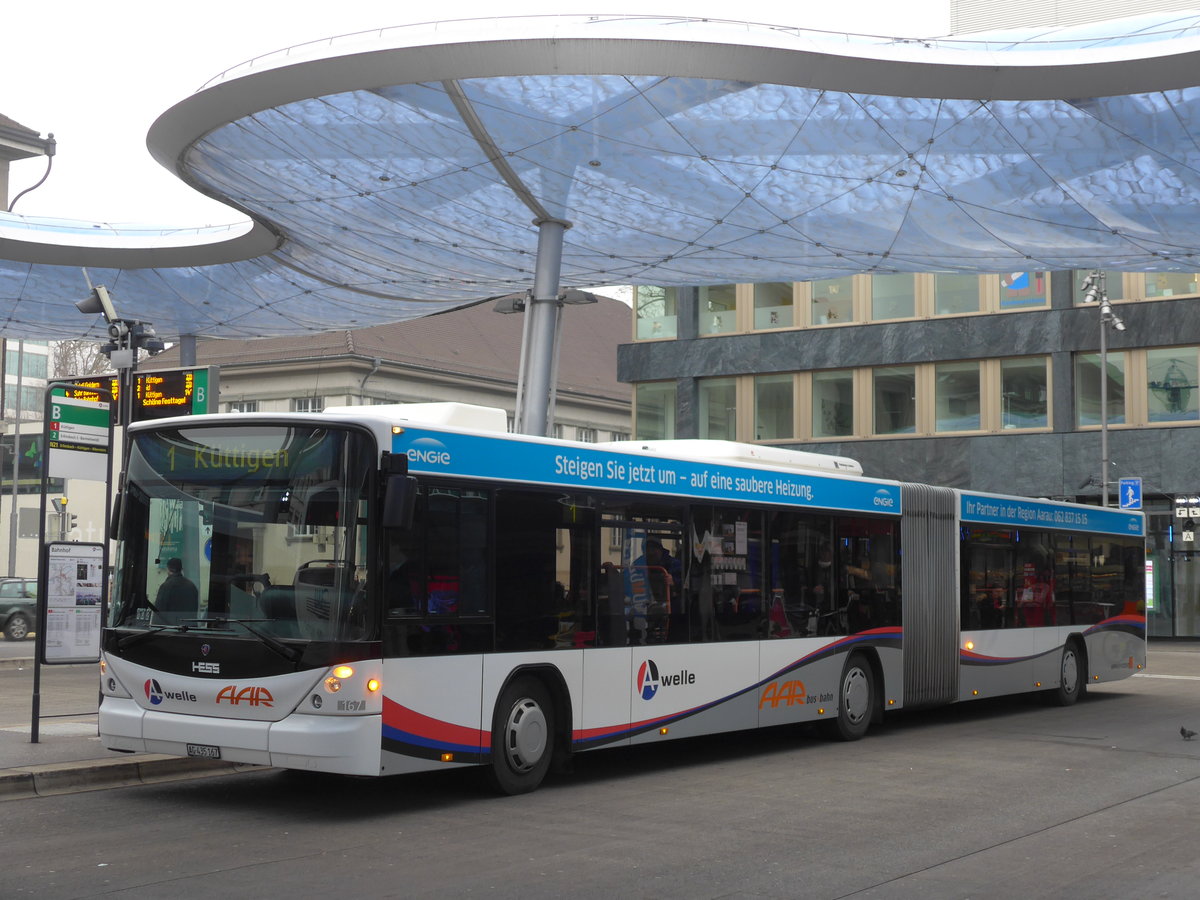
152, 295, 631, 400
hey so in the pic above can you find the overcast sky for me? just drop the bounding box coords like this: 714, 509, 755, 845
2, 1, 950, 227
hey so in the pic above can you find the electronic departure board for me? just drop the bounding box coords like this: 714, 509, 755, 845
59, 367, 219, 423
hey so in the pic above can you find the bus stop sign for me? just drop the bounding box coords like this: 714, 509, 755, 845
1119, 477, 1143, 510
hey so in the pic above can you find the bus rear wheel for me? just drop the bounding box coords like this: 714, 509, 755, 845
487, 676, 554, 795
825, 652, 875, 741
1048, 641, 1086, 707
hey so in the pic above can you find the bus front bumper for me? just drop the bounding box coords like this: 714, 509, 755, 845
99, 697, 382, 776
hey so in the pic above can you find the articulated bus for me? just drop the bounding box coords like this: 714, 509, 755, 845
99, 403, 1146, 793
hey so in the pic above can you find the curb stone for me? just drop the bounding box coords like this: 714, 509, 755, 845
0, 754, 263, 800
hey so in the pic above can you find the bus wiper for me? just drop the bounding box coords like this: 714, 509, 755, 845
215, 617, 303, 664
117, 626, 170, 649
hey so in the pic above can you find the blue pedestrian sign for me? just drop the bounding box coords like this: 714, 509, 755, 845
1119, 477, 1143, 510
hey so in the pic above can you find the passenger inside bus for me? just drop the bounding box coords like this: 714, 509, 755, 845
154, 558, 198, 625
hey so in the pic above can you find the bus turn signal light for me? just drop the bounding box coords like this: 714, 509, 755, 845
367, 678, 381, 693
333, 665, 355, 679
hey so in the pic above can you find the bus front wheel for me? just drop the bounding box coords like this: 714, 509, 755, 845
487, 676, 555, 795
825, 652, 875, 741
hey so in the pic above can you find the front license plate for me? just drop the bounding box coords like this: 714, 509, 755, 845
186, 743, 221, 759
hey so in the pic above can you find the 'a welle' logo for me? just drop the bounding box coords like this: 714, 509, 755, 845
635, 660, 695, 701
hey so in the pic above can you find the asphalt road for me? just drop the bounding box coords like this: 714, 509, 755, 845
3, 647, 1200, 899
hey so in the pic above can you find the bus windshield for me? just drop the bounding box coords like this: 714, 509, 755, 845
111, 423, 375, 644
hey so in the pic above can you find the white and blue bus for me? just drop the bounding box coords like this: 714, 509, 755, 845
99, 403, 1146, 793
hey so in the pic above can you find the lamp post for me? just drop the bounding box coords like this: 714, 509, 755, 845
1080, 271, 1126, 507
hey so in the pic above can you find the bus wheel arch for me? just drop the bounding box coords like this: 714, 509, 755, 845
824, 650, 879, 741
1048, 636, 1088, 707
486, 666, 572, 795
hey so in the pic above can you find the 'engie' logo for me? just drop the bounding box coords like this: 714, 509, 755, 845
636, 660, 695, 700
406, 438, 451, 467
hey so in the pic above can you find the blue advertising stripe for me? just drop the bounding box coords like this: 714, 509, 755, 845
394, 429, 902, 516
960, 648, 1052, 667
575, 630, 904, 750
1083, 616, 1146, 639
960, 492, 1144, 538
382, 728, 487, 763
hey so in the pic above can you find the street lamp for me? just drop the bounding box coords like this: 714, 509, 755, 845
1080, 271, 1126, 507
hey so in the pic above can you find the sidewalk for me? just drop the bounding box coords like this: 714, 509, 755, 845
0, 655, 260, 801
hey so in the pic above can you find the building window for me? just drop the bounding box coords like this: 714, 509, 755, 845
552, 424, 564, 440
701, 285, 737, 335
753, 282, 794, 329
5, 385, 45, 418
998, 271, 1048, 309
635, 286, 678, 340
934, 361, 981, 432
1147, 348, 1200, 423
1145, 272, 1199, 299
227, 400, 259, 414
1075, 352, 1126, 427
698, 377, 737, 440
754, 374, 793, 440
871, 274, 916, 321
873, 366, 916, 435
608, 430, 629, 442
635, 382, 676, 440
4, 350, 48, 379
810, 276, 853, 325
1001, 357, 1049, 430
812, 370, 854, 438
1072, 270, 1126, 303
293, 397, 323, 413
577, 426, 598, 443
933, 273, 980, 316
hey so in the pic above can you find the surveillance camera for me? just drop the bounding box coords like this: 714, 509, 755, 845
76, 285, 120, 324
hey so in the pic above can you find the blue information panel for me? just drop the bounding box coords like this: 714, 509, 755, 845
960, 492, 1144, 537
1118, 477, 1143, 510
393, 428, 902, 516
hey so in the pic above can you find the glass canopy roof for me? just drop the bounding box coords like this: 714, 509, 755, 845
3, 12, 1200, 340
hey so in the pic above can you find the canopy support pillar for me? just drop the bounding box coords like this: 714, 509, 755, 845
515, 218, 569, 437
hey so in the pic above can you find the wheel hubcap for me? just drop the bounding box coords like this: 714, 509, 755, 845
1062, 649, 1079, 695
843, 667, 869, 725
503, 698, 547, 773
9, 618, 27, 640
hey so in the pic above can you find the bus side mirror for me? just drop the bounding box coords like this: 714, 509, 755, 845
382, 475, 417, 529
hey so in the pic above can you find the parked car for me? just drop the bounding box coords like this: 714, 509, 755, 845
0, 577, 37, 641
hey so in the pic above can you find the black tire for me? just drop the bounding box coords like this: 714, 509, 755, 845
487, 676, 555, 795
4, 612, 30, 641
826, 652, 875, 741
1048, 641, 1086, 706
